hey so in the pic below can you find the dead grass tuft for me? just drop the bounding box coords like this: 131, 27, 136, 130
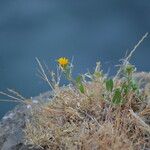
1, 33, 149, 149
24, 78, 150, 149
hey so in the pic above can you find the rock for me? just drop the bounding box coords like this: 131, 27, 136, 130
0, 91, 53, 150
1, 129, 23, 150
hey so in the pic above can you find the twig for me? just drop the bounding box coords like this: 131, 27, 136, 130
0, 99, 23, 103
0, 91, 25, 102
36, 58, 55, 91
115, 32, 148, 79
7, 88, 26, 100
126, 32, 148, 62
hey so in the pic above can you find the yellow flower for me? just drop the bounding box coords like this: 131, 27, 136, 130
57, 57, 69, 69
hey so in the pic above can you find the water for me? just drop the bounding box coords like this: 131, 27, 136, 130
0, 0, 150, 119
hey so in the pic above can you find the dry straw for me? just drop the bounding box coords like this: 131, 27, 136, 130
0, 33, 150, 150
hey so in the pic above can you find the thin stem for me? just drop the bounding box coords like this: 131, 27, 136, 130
115, 32, 148, 80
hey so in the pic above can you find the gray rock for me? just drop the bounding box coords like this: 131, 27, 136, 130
2, 129, 23, 150
0, 91, 53, 150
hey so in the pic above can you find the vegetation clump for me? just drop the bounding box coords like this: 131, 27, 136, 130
1, 33, 150, 150
25, 53, 150, 149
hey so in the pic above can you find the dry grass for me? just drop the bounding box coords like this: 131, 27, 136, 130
24, 33, 150, 150
1, 33, 149, 149
24, 79, 150, 150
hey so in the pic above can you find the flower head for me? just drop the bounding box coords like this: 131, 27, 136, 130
57, 57, 69, 69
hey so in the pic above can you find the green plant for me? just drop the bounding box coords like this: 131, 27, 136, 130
106, 79, 114, 92
104, 63, 141, 105
75, 75, 85, 93
57, 57, 85, 94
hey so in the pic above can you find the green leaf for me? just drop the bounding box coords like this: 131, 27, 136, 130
106, 79, 114, 92
78, 84, 85, 93
76, 75, 85, 93
121, 82, 129, 95
76, 76, 82, 84
131, 80, 138, 91
124, 64, 135, 75
112, 88, 122, 104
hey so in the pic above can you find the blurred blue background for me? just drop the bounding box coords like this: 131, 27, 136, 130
0, 0, 150, 118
